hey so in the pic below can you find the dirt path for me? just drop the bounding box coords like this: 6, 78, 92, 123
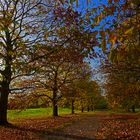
41, 115, 102, 140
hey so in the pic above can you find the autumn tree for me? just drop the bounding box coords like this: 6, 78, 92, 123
74, 79, 92, 113
62, 63, 92, 114
0, 0, 59, 125
28, 4, 98, 116
99, 0, 140, 111
62, 69, 105, 113
73, 78, 106, 112
85, 80, 106, 111
31, 45, 94, 116
102, 47, 140, 112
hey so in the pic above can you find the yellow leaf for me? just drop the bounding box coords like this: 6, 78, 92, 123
125, 27, 134, 35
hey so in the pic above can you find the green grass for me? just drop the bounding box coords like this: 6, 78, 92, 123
8, 107, 139, 121
8, 107, 75, 120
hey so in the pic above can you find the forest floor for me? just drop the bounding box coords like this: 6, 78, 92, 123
0, 112, 140, 140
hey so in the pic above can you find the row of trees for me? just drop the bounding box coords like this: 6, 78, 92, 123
1, 0, 138, 125
9, 78, 107, 114
0, 0, 101, 125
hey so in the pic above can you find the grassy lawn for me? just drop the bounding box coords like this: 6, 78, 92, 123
8, 107, 79, 120
8, 107, 140, 121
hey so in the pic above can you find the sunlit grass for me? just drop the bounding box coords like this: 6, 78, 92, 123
8, 107, 75, 120
8, 107, 140, 121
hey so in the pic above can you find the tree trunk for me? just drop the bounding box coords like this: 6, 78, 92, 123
53, 100, 58, 116
91, 105, 94, 111
132, 105, 135, 113
87, 106, 90, 112
81, 106, 84, 113
0, 82, 9, 125
0, 28, 12, 125
52, 90, 58, 116
71, 99, 75, 114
